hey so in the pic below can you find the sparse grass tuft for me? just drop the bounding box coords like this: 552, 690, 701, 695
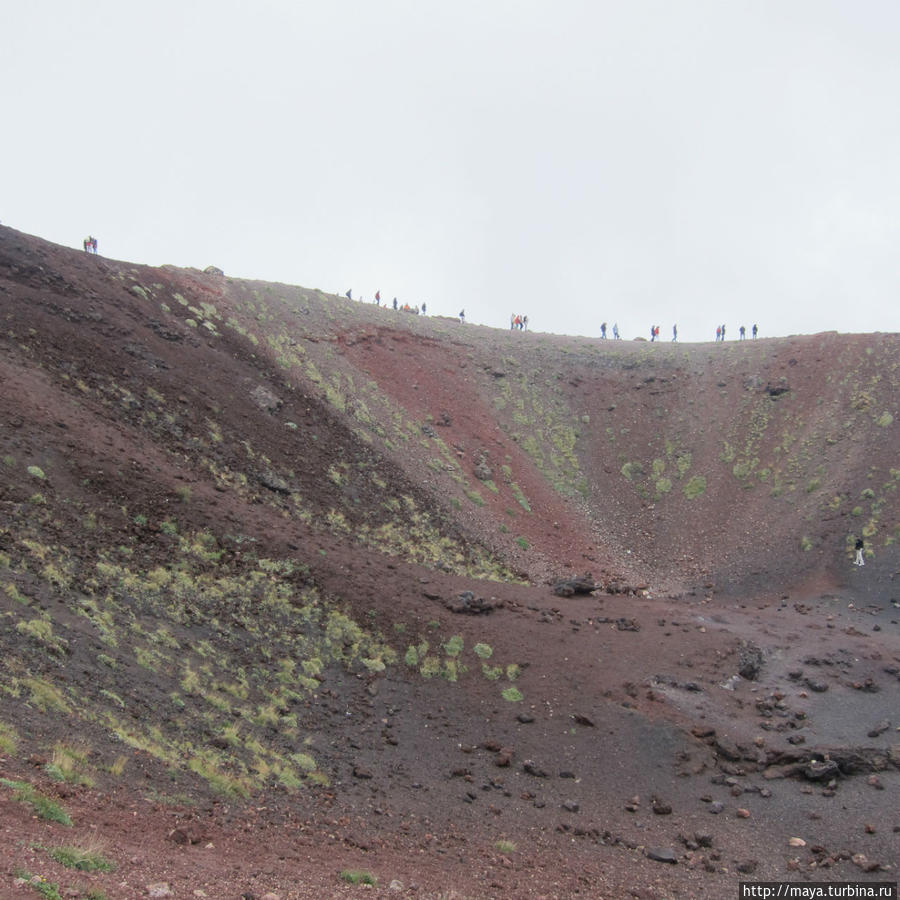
442, 635, 464, 657
47, 839, 115, 872
12, 869, 63, 900
0, 720, 20, 755
340, 870, 377, 885
45, 743, 94, 787
1, 779, 72, 825
23, 678, 70, 713
683, 475, 707, 500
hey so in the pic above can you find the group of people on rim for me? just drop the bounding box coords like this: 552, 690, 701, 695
510, 313, 529, 330
716, 323, 758, 341
345, 288, 426, 316
82, 235, 98, 254
600, 322, 621, 340
598, 321, 759, 342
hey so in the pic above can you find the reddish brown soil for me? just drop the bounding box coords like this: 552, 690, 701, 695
0, 226, 897, 899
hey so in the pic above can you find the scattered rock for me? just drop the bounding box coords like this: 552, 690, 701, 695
738, 642, 764, 680
553, 573, 599, 596
250, 385, 283, 412
714, 736, 744, 761
852, 853, 881, 872
646, 847, 678, 864
167, 824, 205, 845
867, 719, 890, 738
803, 759, 840, 782
473, 451, 493, 482
444, 591, 502, 615
257, 471, 292, 494
147, 885, 174, 899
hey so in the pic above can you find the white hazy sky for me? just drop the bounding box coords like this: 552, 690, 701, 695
4, 1, 900, 342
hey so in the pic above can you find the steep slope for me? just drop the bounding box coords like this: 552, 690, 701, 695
0, 226, 897, 899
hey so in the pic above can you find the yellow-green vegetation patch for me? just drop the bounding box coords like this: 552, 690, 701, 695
22, 677, 70, 713
0, 720, 20, 754
510, 483, 531, 511
45, 743, 95, 787
340, 870, 377, 885
13, 868, 64, 899
47, 841, 115, 872
683, 475, 707, 500
15, 616, 68, 655
442, 635, 464, 657
621, 461, 642, 481
1, 779, 72, 825
464, 487, 486, 506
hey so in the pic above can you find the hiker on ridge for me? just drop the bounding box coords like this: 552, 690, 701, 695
854, 537, 865, 566
601, 322, 607, 339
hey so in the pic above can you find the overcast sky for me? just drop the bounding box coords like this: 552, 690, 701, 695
4, 1, 900, 342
